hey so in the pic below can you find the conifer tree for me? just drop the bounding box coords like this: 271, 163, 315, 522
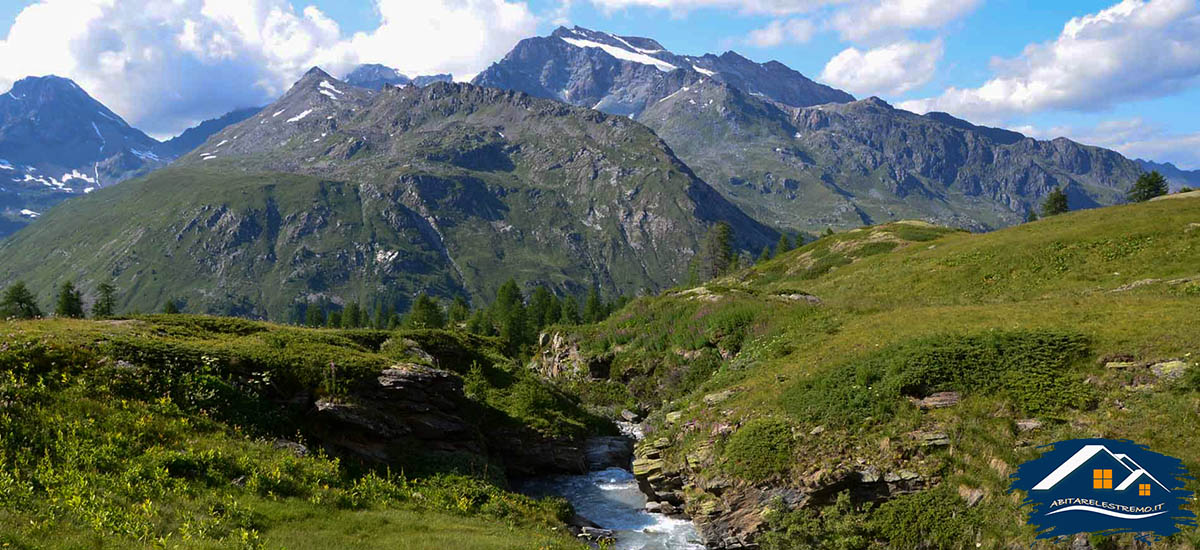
467, 308, 495, 336
758, 246, 772, 263
528, 286, 555, 332
447, 296, 471, 325
1127, 171, 1169, 203
327, 311, 342, 328
55, 281, 85, 318
305, 303, 325, 327
702, 222, 734, 279
493, 279, 529, 356
0, 281, 41, 319
342, 302, 361, 328
776, 233, 793, 255
406, 293, 446, 329
583, 287, 604, 324
1041, 187, 1069, 217
92, 282, 117, 318
560, 296, 581, 325
163, 299, 180, 315
543, 293, 562, 326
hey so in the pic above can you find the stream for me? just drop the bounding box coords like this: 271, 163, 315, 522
519, 467, 705, 550
518, 422, 705, 550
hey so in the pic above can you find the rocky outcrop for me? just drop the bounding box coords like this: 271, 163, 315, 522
310, 362, 596, 476
312, 363, 484, 462
531, 332, 612, 380
632, 425, 932, 549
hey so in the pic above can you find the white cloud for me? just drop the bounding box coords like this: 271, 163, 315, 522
0, 0, 538, 138
820, 39, 943, 96
349, 0, 537, 79
899, 0, 1200, 122
746, 18, 815, 47
829, 0, 981, 41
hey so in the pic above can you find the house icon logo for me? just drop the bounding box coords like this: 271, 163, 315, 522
1010, 438, 1195, 539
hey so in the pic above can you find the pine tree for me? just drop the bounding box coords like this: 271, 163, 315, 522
1127, 171, 1169, 203
466, 309, 495, 336
776, 233, 793, 255
583, 287, 604, 324
528, 286, 555, 332
543, 293, 562, 326
1025, 209, 1038, 223
305, 303, 325, 327
447, 296, 471, 325
1041, 187, 1069, 217
163, 299, 180, 315
327, 311, 342, 328
406, 293, 446, 329
758, 246, 772, 263
702, 222, 734, 280
0, 281, 41, 319
823, 227, 834, 237
55, 281, 85, 318
560, 296, 581, 325
493, 280, 529, 356
92, 283, 117, 318
342, 301, 361, 328
373, 304, 386, 329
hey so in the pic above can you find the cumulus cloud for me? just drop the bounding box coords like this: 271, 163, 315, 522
348, 0, 537, 79
0, 0, 538, 138
899, 0, 1200, 122
820, 39, 943, 96
829, 0, 981, 41
746, 18, 816, 47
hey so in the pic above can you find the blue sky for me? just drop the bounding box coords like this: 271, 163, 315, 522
1, 0, 1198, 168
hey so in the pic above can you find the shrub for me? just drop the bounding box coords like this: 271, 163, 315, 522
759, 492, 872, 550
722, 418, 795, 481
870, 485, 976, 549
783, 331, 1092, 427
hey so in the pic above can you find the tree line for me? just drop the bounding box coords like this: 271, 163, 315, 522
0, 280, 118, 320
1029, 170, 1178, 221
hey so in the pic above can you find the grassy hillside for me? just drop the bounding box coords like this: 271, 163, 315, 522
0, 316, 594, 550
536, 196, 1200, 548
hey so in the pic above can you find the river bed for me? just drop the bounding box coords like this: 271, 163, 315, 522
518, 467, 705, 550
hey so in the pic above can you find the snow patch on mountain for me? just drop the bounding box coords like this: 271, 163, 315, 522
61, 169, 96, 185
320, 80, 343, 95
287, 109, 313, 123
559, 36, 677, 72
0, 159, 12, 170
692, 65, 715, 77
19, 209, 39, 218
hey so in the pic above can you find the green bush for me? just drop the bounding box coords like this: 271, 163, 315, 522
870, 485, 976, 549
759, 492, 872, 550
722, 418, 795, 481
782, 331, 1093, 426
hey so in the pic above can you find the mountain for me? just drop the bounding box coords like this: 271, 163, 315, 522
344, 63, 411, 89
1137, 159, 1200, 192
474, 26, 1147, 231
474, 26, 852, 117
343, 63, 454, 90
0, 68, 775, 318
0, 75, 165, 235
156, 106, 261, 158
0, 76, 260, 238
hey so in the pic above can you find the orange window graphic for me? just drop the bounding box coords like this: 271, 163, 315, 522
1093, 469, 1113, 489
1139, 483, 1151, 496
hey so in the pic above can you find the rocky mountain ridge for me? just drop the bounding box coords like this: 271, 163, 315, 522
474, 26, 1148, 231
0, 68, 776, 318
0, 76, 259, 237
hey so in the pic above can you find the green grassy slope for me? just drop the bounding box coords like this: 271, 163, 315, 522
539, 196, 1200, 548
0, 316, 593, 550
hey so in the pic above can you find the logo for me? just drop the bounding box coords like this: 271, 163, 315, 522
1010, 438, 1195, 540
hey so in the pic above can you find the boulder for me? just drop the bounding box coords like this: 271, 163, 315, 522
915, 391, 961, 409
1105, 361, 1140, 369
1016, 418, 1043, 432
1150, 360, 1189, 381
703, 390, 736, 405
620, 409, 641, 422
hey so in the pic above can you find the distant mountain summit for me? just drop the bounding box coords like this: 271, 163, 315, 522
343, 64, 453, 90
1136, 159, 1199, 192
475, 26, 1147, 231
473, 26, 853, 117
0, 76, 259, 237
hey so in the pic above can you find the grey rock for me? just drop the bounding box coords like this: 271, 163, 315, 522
916, 391, 961, 409
583, 436, 634, 470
